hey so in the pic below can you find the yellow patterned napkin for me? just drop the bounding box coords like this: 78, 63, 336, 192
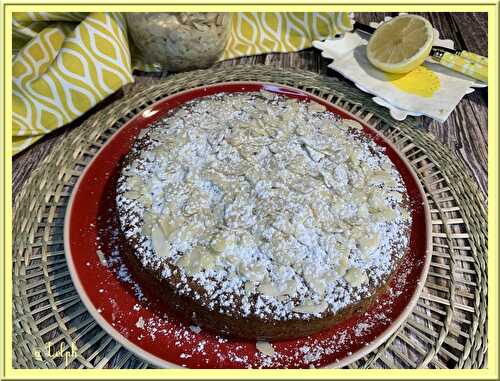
12, 12, 133, 154
225, 12, 352, 59
12, 12, 353, 155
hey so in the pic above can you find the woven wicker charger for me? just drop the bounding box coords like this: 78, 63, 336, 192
13, 65, 487, 369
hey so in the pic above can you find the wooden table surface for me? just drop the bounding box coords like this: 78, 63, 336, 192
12, 12, 488, 200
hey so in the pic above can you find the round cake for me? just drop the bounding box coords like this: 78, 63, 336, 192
116, 90, 412, 340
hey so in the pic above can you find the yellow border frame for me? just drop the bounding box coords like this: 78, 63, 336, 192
1, 2, 498, 380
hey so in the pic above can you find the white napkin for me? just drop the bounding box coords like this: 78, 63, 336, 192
313, 17, 486, 122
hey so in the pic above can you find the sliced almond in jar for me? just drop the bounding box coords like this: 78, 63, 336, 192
401, 209, 411, 221
278, 108, 295, 123
184, 190, 210, 216
221, 162, 250, 176
320, 218, 343, 234
183, 202, 200, 217
251, 126, 268, 139
224, 197, 255, 229
350, 226, 364, 241
318, 188, 333, 200
324, 272, 339, 283
206, 171, 231, 190
271, 215, 292, 233
265, 125, 280, 138
333, 164, 349, 187
226, 132, 244, 147
238, 144, 260, 160
350, 171, 366, 189
142, 211, 155, 227
268, 142, 284, 154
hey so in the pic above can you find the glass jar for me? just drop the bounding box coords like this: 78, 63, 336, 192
126, 13, 231, 72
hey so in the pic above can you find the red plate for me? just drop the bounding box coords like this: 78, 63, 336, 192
64, 82, 431, 368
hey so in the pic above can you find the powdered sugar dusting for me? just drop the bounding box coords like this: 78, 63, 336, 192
88, 157, 422, 368
116, 91, 411, 321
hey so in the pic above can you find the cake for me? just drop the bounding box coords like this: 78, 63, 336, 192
115, 90, 412, 340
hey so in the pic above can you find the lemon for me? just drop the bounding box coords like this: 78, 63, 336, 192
366, 15, 434, 74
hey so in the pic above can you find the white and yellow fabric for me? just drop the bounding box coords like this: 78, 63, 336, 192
223, 12, 353, 59
12, 12, 353, 155
12, 12, 133, 154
